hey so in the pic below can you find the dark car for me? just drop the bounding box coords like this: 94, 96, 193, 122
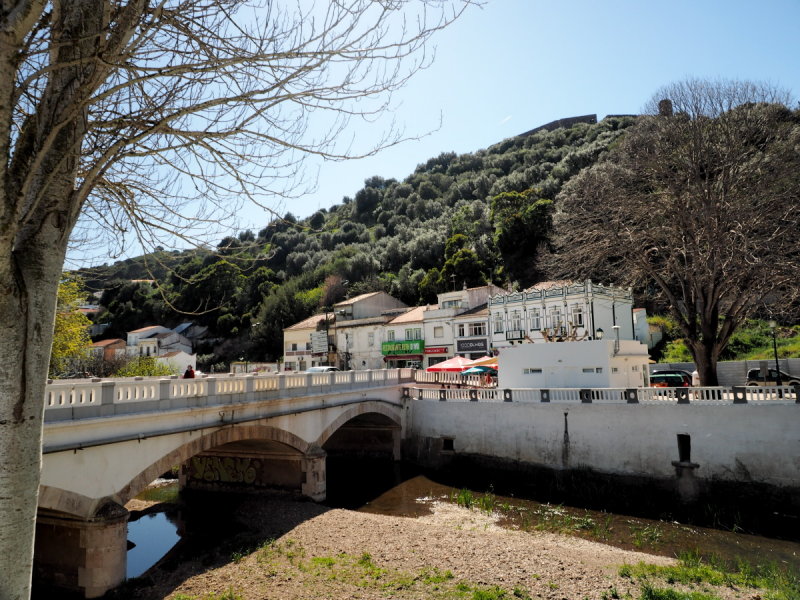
651, 369, 692, 386
745, 368, 800, 386
649, 372, 690, 388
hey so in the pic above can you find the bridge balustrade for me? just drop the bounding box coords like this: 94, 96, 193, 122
43, 368, 416, 422
411, 385, 798, 405
46, 385, 97, 408
170, 379, 208, 398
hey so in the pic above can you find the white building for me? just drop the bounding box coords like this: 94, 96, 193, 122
488, 280, 634, 350
497, 339, 650, 389
419, 284, 503, 368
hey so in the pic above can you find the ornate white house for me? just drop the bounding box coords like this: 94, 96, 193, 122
488, 280, 635, 351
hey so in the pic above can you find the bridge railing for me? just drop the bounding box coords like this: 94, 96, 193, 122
44, 368, 415, 421
408, 385, 799, 405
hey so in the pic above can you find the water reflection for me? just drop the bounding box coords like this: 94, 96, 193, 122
127, 510, 180, 579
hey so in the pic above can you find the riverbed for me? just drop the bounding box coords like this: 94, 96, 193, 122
112, 467, 800, 600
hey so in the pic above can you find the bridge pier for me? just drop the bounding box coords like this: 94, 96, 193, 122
34, 504, 128, 599
301, 447, 327, 501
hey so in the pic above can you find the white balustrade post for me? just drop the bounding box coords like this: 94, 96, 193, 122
205, 377, 217, 406
157, 378, 172, 410
100, 381, 116, 416
245, 374, 255, 402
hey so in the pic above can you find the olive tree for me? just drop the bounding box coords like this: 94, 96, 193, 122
551, 79, 800, 385
0, 1, 470, 597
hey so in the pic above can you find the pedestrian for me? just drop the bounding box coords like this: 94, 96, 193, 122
183, 365, 195, 379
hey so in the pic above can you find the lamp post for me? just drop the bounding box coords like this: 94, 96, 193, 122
768, 320, 782, 386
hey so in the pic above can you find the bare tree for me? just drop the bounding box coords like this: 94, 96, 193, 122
549, 79, 800, 385
0, 1, 470, 597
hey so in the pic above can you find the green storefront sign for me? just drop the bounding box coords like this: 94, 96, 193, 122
381, 340, 424, 355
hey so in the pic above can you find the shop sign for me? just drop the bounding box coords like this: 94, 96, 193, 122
310, 331, 328, 354
456, 338, 487, 353
382, 340, 424, 355
424, 346, 448, 354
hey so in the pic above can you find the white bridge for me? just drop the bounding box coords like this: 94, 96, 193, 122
37, 369, 412, 597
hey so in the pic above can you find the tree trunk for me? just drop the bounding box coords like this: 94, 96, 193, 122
0, 241, 66, 600
691, 341, 719, 387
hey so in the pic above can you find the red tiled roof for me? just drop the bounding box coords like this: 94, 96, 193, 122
284, 314, 329, 331
129, 325, 163, 333
92, 338, 125, 347
389, 305, 429, 324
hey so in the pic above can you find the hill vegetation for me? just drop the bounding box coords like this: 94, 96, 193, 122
77, 116, 637, 367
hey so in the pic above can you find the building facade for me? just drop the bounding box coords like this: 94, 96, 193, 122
488, 280, 634, 350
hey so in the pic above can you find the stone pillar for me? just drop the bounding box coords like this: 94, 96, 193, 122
34, 503, 128, 598
301, 447, 327, 502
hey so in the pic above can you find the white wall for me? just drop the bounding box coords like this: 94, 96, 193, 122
498, 340, 650, 389
408, 400, 800, 487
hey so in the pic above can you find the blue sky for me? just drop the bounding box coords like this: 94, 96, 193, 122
245, 0, 799, 228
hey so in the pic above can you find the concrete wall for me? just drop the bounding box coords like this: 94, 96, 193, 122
498, 339, 649, 389
406, 399, 800, 488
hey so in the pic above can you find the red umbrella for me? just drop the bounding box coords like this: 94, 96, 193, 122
425, 355, 474, 372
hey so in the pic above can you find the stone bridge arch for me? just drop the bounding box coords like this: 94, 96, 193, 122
315, 401, 403, 460
39, 425, 315, 519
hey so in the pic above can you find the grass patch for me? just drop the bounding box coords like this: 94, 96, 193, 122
172, 588, 243, 600
639, 583, 720, 600
450, 487, 498, 515
620, 550, 800, 600
136, 482, 180, 503
630, 524, 664, 549
239, 538, 539, 599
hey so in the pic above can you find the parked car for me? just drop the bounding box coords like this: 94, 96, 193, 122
649, 372, 690, 388
651, 369, 692, 386
306, 366, 340, 373
745, 368, 800, 386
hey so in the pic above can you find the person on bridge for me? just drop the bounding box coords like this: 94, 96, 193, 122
183, 365, 195, 379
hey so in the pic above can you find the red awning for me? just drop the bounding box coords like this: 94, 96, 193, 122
426, 355, 474, 372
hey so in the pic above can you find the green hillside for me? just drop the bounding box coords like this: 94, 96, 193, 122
78, 115, 637, 366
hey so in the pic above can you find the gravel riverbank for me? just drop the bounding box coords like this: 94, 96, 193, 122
115, 497, 765, 600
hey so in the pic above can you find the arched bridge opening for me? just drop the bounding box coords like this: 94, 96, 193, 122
319, 410, 404, 508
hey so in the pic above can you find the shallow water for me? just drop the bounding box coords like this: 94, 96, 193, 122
126, 511, 180, 579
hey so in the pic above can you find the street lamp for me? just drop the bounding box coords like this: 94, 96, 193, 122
768, 320, 783, 387
595, 328, 604, 340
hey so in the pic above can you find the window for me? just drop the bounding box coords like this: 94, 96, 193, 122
368, 332, 375, 347
582, 368, 594, 373
510, 311, 522, 331
405, 327, 421, 340
595, 367, 603, 373
469, 322, 486, 336
611, 367, 619, 373
493, 312, 504, 334
631, 365, 639, 372
387, 330, 395, 341
305, 342, 311, 350
549, 308, 563, 330
291, 343, 298, 351
457, 323, 465, 337
529, 308, 541, 331
434, 326, 444, 338
571, 303, 584, 326
441, 299, 462, 309
523, 368, 543, 374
